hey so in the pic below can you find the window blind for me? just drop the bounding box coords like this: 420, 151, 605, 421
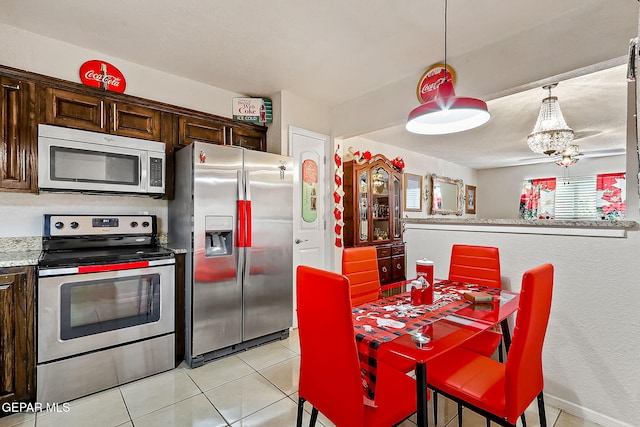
552, 176, 597, 219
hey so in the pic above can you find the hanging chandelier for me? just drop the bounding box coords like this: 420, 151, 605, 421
405, 0, 490, 135
555, 144, 581, 167
527, 83, 574, 155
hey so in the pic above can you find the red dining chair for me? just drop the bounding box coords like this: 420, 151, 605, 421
342, 247, 415, 374
428, 263, 554, 427
449, 244, 504, 361
295, 265, 417, 427
341, 246, 382, 305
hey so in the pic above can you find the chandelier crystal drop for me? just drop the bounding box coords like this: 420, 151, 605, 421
527, 84, 574, 155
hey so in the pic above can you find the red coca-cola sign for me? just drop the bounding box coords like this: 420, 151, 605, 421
79, 60, 126, 93
416, 63, 456, 104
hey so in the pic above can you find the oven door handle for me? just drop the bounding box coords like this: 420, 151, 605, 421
78, 261, 150, 274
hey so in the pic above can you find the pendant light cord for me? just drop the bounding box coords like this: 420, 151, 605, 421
443, 0, 448, 82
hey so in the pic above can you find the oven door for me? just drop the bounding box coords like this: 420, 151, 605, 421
38, 264, 174, 363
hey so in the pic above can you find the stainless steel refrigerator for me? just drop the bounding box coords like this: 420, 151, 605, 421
169, 142, 293, 367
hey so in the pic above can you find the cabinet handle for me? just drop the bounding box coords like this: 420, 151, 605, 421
396, 264, 402, 270
1, 84, 19, 90
382, 266, 388, 273
0, 284, 9, 290
100, 100, 105, 129
22, 149, 26, 182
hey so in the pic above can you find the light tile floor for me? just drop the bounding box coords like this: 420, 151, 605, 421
0, 329, 606, 427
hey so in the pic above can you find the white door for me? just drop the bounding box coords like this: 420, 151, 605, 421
289, 126, 329, 327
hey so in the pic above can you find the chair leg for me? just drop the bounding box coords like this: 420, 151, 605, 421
433, 389, 439, 424
498, 341, 504, 363
457, 403, 463, 427
310, 407, 319, 427
486, 416, 490, 427
520, 413, 527, 427
537, 392, 547, 427
296, 397, 305, 427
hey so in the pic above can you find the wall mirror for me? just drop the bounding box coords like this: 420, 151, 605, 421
403, 173, 423, 212
430, 174, 463, 215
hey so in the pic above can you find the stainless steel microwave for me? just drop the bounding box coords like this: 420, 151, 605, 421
38, 124, 165, 196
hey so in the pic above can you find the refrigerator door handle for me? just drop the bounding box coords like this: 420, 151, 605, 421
237, 170, 246, 247
244, 171, 252, 248
238, 200, 246, 247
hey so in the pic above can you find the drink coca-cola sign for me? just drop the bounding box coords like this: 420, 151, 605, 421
416, 63, 456, 104
79, 60, 126, 93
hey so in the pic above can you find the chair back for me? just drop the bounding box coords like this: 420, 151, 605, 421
448, 244, 501, 288
296, 266, 366, 426
505, 263, 554, 423
342, 246, 381, 305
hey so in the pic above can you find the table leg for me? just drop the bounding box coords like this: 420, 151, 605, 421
416, 362, 428, 427
500, 318, 512, 353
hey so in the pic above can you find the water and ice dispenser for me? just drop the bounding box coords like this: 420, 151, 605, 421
204, 216, 233, 257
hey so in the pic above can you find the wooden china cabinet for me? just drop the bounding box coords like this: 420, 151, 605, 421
343, 154, 405, 286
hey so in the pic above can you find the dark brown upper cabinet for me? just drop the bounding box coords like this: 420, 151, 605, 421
42, 87, 162, 141
0, 77, 36, 193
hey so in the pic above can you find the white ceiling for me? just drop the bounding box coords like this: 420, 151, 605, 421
1, 0, 637, 169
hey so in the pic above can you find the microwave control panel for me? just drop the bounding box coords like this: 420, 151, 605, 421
149, 157, 164, 187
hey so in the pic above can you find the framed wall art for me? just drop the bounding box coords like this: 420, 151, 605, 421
465, 185, 476, 214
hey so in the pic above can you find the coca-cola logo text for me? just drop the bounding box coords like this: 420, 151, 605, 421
416, 64, 456, 104
83, 70, 122, 87
79, 60, 126, 93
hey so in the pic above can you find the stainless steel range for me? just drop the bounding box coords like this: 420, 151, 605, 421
37, 214, 175, 404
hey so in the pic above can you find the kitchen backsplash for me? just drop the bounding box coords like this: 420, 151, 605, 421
0, 191, 168, 238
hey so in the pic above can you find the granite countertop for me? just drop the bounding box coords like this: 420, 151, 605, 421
0, 250, 41, 267
0, 236, 41, 268
165, 246, 188, 254
402, 217, 638, 229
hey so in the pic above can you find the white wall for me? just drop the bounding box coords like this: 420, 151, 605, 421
403, 225, 640, 427
477, 155, 627, 219
0, 23, 243, 119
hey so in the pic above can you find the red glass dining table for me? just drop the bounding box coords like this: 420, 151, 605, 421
352, 280, 520, 427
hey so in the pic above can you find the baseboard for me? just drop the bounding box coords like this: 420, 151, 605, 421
545, 393, 635, 427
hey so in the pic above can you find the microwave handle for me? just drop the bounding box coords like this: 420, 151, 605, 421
139, 156, 145, 189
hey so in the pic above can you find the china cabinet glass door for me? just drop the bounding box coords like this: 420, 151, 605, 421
393, 174, 401, 238
358, 171, 369, 243
371, 167, 390, 242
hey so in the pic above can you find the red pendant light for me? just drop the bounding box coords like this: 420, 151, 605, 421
406, 0, 490, 135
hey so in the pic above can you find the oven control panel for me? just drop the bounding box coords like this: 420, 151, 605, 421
44, 214, 156, 237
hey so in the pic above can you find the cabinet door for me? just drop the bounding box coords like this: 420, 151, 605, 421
43, 87, 107, 132
0, 267, 35, 405
392, 173, 402, 240
378, 256, 392, 285
391, 254, 406, 282
0, 78, 36, 192
371, 166, 391, 242
228, 126, 266, 151
176, 115, 226, 147
357, 169, 370, 244
111, 102, 161, 140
